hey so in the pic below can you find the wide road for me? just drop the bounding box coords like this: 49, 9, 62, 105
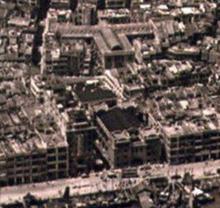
1, 159, 220, 205
0, 173, 140, 205
138, 159, 220, 178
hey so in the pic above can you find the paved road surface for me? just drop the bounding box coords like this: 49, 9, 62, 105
0, 174, 140, 204
138, 160, 220, 178
1, 159, 220, 205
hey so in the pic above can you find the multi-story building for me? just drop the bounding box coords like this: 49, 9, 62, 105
0, 77, 69, 187
148, 87, 220, 165
0, 131, 69, 186
0, 5, 8, 28
94, 28, 135, 69
44, 39, 85, 76
2, 0, 220, 189
73, 79, 117, 106
98, 9, 131, 24
65, 108, 97, 175
40, 76, 118, 175
161, 123, 220, 164
105, 0, 127, 9
0, 109, 69, 187
50, 0, 71, 9
75, 2, 98, 25
96, 105, 162, 168
7, 0, 39, 7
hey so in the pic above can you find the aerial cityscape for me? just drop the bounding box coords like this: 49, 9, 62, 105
0, 0, 220, 207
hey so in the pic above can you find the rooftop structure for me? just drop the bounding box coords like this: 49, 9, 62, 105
1, 0, 220, 197
96, 105, 162, 168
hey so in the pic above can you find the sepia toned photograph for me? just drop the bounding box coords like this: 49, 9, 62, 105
0, 0, 220, 207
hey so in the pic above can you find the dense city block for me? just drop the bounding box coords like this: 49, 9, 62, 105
1, 0, 220, 207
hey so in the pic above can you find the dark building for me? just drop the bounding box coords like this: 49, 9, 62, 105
96, 105, 162, 168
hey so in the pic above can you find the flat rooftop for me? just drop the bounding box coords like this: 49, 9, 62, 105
74, 81, 117, 103
98, 106, 142, 132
